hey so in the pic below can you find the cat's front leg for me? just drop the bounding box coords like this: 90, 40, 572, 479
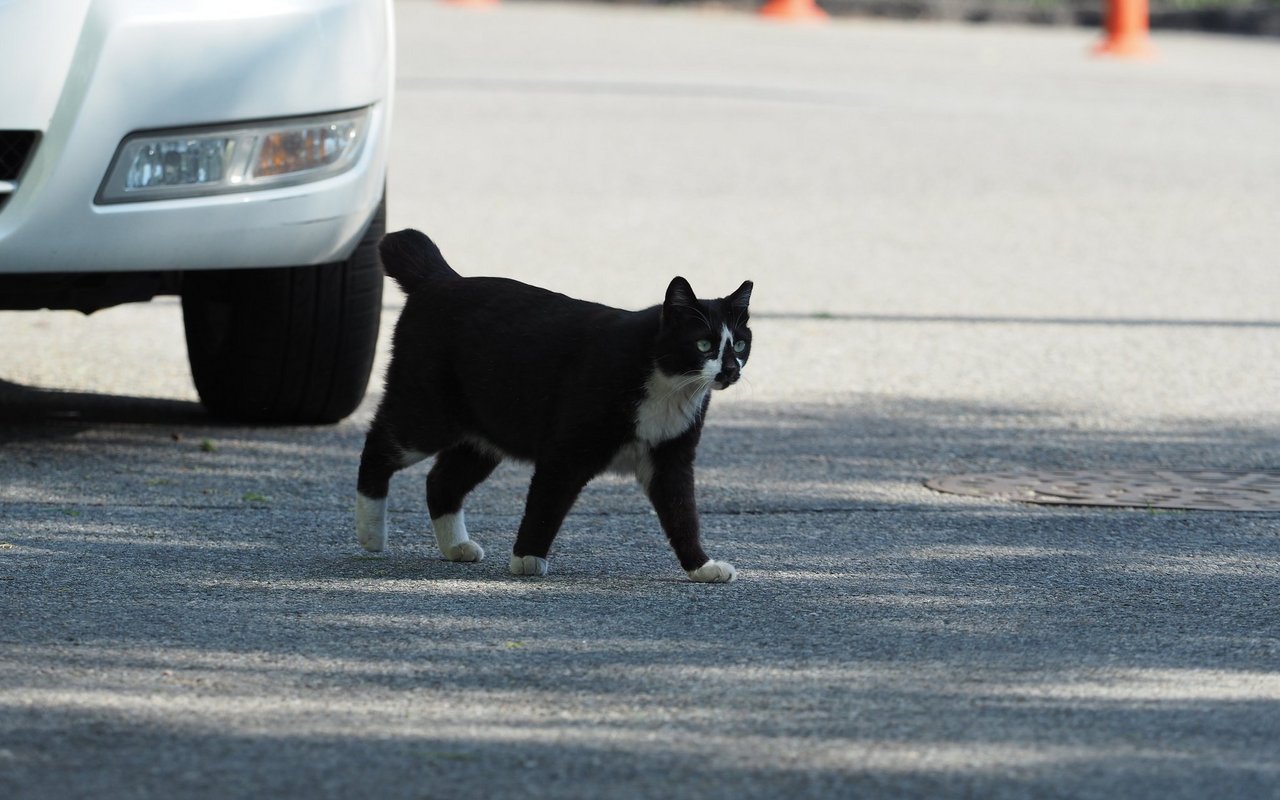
645, 444, 737, 583
686, 560, 737, 582
509, 464, 593, 577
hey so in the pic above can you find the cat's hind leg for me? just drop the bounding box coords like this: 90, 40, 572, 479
356, 425, 408, 552
426, 442, 502, 562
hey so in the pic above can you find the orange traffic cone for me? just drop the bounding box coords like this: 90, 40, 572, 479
759, 0, 828, 22
1094, 0, 1156, 58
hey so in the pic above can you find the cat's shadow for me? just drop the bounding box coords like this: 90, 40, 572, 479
313, 551, 699, 587
314, 552, 537, 585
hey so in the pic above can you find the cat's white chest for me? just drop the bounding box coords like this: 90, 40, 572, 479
610, 369, 709, 491
634, 370, 709, 446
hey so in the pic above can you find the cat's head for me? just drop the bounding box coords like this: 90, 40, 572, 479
656, 277, 753, 391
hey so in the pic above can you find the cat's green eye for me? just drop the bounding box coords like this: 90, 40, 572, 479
733, 340, 747, 354
696, 340, 713, 353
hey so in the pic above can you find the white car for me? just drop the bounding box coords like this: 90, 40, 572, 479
0, 0, 394, 423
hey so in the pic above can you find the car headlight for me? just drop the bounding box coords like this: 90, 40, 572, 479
96, 107, 371, 204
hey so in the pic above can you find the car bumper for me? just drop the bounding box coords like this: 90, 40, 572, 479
0, 0, 393, 274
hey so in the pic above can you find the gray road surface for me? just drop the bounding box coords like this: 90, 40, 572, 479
2, 3, 1279, 798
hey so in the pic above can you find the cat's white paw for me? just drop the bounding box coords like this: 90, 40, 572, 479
357, 525, 386, 553
509, 555, 549, 577
687, 560, 737, 583
442, 540, 485, 562
355, 494, 387, 552
432, 513, 483, 562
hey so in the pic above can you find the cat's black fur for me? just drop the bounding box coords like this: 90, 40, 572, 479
356, 229, 752, 582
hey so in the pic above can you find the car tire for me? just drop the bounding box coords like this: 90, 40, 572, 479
181, 199, 385, 424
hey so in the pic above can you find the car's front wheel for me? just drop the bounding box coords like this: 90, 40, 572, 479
181, 201, 384, 424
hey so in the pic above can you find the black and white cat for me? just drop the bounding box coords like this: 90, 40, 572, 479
356, 229, 752, 583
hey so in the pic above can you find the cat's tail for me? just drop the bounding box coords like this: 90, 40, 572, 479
378, 229, 461, 293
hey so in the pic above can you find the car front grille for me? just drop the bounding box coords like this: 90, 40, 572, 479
0, 130, 40, 212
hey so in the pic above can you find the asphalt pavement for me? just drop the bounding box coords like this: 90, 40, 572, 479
2, 3, 1279, 798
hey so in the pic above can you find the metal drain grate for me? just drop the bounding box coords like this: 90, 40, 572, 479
925, 470, 1280, 511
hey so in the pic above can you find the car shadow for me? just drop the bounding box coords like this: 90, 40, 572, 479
0, 377, 212, 439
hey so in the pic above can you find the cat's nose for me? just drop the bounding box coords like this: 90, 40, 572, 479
715, 360, 739, 386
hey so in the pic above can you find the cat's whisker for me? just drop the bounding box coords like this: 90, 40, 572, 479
662, 372, 704, 391
656, 373, 713, 402
680, 372, 713, 390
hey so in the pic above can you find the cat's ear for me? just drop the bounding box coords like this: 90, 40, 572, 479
664, 276, 698, 311
660, 276, 701, 322
727, 280, 753, 314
